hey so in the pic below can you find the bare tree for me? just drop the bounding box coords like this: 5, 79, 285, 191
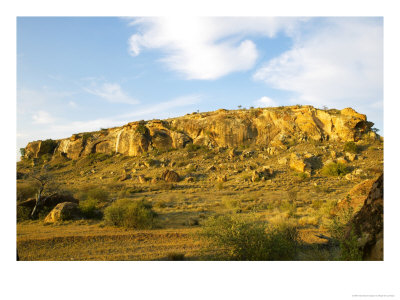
28, 167, 59, 219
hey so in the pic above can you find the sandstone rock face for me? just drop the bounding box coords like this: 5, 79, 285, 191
217, 175, 227, 182
335, 178, 376, 213
346, 173, 383, 260
44, 202, 81, 223
23, 106, 374, 160
137, 175, 147, 183
289, 153, 311, 174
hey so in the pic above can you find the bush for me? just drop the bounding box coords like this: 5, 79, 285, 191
279, 201, 297, 217
321, 163, 349, 176
222, 197, 241, 210
79, 198, 102, 219
75, 187, 109, 204
199, 214, 299, 260
328, 197, 362, 260
292, 172, 309, 180
104, 199, 157, 229
87, 188, 109, 203
343, 141, 359, 154
185, 143, 201, 152
17, 205, 31, 222
136, 124, 148, 135
87, 153, 112, 164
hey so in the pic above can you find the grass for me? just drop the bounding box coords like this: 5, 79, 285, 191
16, 135, 383, 261
17, 221, 201, 261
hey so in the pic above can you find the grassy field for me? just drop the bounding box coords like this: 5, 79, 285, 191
16, 137, 383, 260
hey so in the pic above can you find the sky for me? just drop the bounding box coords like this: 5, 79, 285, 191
17, 17, 383, 158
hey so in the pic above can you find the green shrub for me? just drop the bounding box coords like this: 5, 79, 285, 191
199, 214, 299, 260
20, 148, 25, 157
87, 188, 109, 203
17, 205, 31, 222
79, 198, 102, 219
328, 198, 362, 260
104, 199, 157, 229
76, 187, 109, 203
185, 143, 201, 152
292, 172, 309, 180
279, 201, 297, 217
135, 124, 148, 135
82, 133, 92, 144
222, 197, 241, 210
321, 163, 349, 176
87, 153, 112, 164
343, 141, 359, 154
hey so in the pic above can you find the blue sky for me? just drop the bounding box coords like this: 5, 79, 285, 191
17, 17, 383, 157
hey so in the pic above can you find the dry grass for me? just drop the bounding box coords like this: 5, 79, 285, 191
17, 221, 202, 261
16, 136, 384, 260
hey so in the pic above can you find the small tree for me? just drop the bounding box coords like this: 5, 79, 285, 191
28, 169, 59, 219
371, 127, 380, 134
19, 148, 25, 157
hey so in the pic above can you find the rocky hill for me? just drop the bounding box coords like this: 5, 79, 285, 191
23, 105, 375, 160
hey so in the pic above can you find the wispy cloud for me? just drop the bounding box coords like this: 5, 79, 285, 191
17, 88, 76, 115
47, 94, 202, 136
254, 96, 278, 107
253, 18, 383, 111
68, 101, 78, 108
127, 17, 306, 80
32, 110, 55, 124
84, 82, 139, 105
118, 94, 201, 119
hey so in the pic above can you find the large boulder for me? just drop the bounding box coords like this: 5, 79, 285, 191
162, 170, 180, 182
44, 202, 81, 223
335, 178, 376, 213
289, 153, 311, 174
346, 173, 383, 260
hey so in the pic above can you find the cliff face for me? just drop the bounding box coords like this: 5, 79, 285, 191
346, 173, 383, 260
23, 105, 373, 160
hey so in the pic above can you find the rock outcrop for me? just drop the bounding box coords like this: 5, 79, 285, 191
44, 202, 81, 223
23, 106, 374, 160
346, 173, 383, 260
162, 170, 180, 182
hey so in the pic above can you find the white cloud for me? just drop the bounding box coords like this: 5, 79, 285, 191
127, 17, 306, 80
17, 88, 76, 115
118, 94, 201, 119
84, 82, 139, 105
32, 110, 55, 124
254, 96, 278, 107
253, 18, 383, 111
68, 101, 77, 108
42, 94, 202, 137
